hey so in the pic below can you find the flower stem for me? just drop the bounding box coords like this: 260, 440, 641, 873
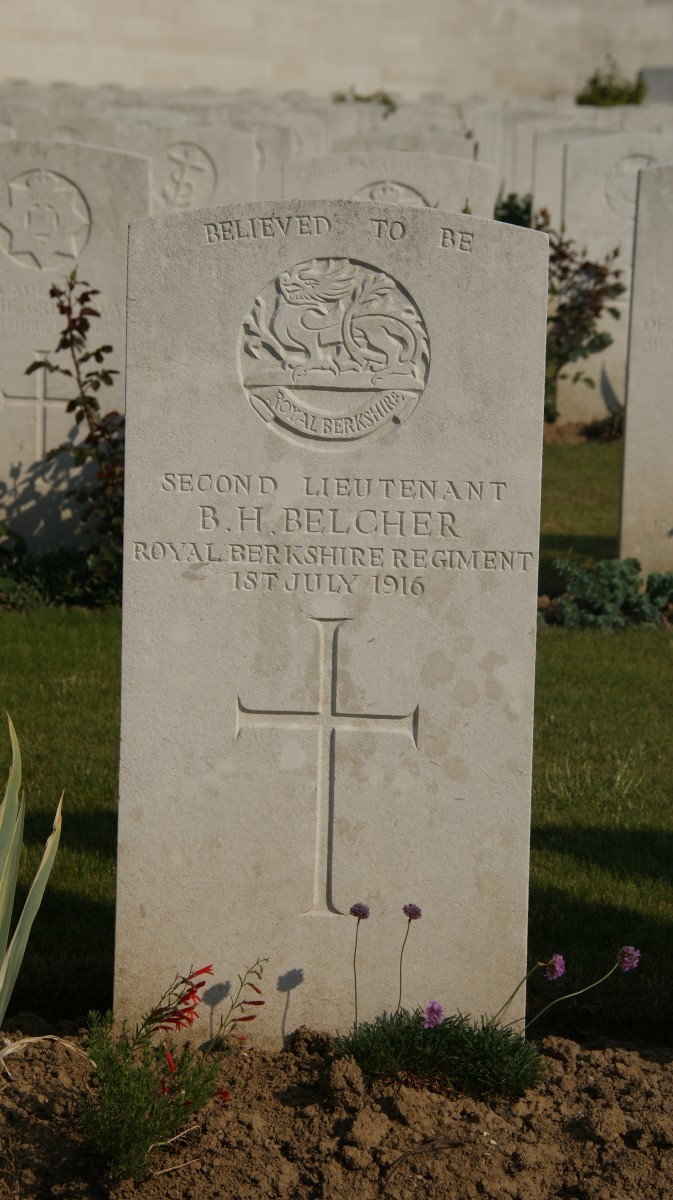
491, 965, 540, 1026
396, 920, 411, 1016
510, 963, 619, 1034
353, 917, 361, 1031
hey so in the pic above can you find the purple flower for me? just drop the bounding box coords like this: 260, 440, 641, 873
617, 946, 640, 973
543, 953, 566, 981
349, 903, 370, 920
403, 903, 422, 921
422, 1001, 445, 1030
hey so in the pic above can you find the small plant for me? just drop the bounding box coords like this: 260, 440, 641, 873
576, 56, 647, 107
545, 557, 673, 629
337, 901, 640, 1100
334, 1007, 543, 1098
0, 716, 62, 1028
494, 199, 626, 422
332, 86, 397, 118
540, 211, 626, 422
29, 271, 124, 593
397, 902, 422, 1014
494, 190, 533, 227
83, 958, 266, 1180
349, 902, 369, 1031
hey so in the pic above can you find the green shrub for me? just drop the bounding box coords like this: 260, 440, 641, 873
333, 1008, 542, 1099
576, 57, 647, 107
0, 524, 121, 610
546, 558, 673, 629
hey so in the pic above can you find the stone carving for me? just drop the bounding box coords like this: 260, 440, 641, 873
0, 169, 91, 269
154, 142, 217, 210
241, 257, 429, 442
605, 154, 656, 219
352, 180, 433, 207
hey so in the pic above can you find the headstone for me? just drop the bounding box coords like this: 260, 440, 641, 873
619, 165, 673, 575
333, 131, 477, 159
112, 124, 255, 212
559, 131, 673, 418
283, 152, 496, 217
0, 140, 149, 545
639, 67, 673, 104
115, 198, 547, 1043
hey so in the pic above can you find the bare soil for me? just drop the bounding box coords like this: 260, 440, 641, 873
2, 1017, 673, 1200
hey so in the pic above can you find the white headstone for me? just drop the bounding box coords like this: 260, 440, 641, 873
115, 198, 547, 1043
620, 165, 673, 575
333, 132, 477, 160
112, 124, 255, 212
560, 131, 673, 417
283, 152, 496, 217
0, 140, 149, 545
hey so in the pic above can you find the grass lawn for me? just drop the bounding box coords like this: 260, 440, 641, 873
539, 441, 623, 595
1, 442, 670, 1039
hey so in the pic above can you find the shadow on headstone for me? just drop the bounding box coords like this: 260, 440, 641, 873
0, 439, 89, 552
202, 980, 232, 1041
277, 968, 305, 1042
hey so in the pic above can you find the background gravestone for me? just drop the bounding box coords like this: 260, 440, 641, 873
619, 165, 673, 576
115, 198, 547, 1043
560, 131, 673, 419
283, 152, 497, 216
0, 139, 149, 545
112, 124, 256, 212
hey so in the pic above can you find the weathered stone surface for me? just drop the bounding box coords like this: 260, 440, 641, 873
283, 152, 496, 216
115, 198, 547, 1044
619, 165, 673, 575
0, 139, 149, 545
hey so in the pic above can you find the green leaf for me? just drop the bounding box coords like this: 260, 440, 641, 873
0, 794, 62, 1028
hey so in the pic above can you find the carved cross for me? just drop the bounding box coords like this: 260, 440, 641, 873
236, 616, 419, 916
1, 352, 63, 458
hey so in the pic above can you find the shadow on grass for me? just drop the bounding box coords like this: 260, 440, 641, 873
527, 882, 673, 1043
8, 887, 115, 1022
531, 826, 673, 885
22, 807, 118, 857
539, 534, 619, 595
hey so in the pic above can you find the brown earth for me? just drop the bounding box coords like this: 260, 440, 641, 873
1, 1017, 673, 1200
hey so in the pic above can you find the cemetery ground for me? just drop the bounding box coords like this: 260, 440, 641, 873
1, 440, 672, 1197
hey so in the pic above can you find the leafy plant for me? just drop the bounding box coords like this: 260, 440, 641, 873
546, 557, 673, 629
29, 271, 124, 591
332, 86, 397, 118
494, 190, 533, 227
0, 523, 120, 610
576, 56, 647, 107
540, 211, 626, 422
83, 958, 265, 1180
0, 716, 62, 1028
495, 198, 626, 421
333, 1008, 543, 1098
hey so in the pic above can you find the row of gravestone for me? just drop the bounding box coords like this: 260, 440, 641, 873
0, 80, 670, 567
0, 79, 669, 1041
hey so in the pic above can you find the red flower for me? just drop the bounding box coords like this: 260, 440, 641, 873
188, 965, 214, 979
243, 1000, 265, 1007
248, 984, 263, 995
216, 1088, 230, 1103
164, 1045, 176, 1073
233, 1014, 257, 1022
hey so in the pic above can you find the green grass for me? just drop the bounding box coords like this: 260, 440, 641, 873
539, 441, 623, 595
0, 610, 120, 1017
1, 442, 671, 1040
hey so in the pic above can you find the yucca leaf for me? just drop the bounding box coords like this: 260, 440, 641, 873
0, 795, 63, 1029
0, 796, 24, 964
0, 716, 21, 877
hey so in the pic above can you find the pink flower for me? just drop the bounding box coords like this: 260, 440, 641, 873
543, 953, 566, 981
422, 1000, 445, 1029
617, 946, 640, 973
